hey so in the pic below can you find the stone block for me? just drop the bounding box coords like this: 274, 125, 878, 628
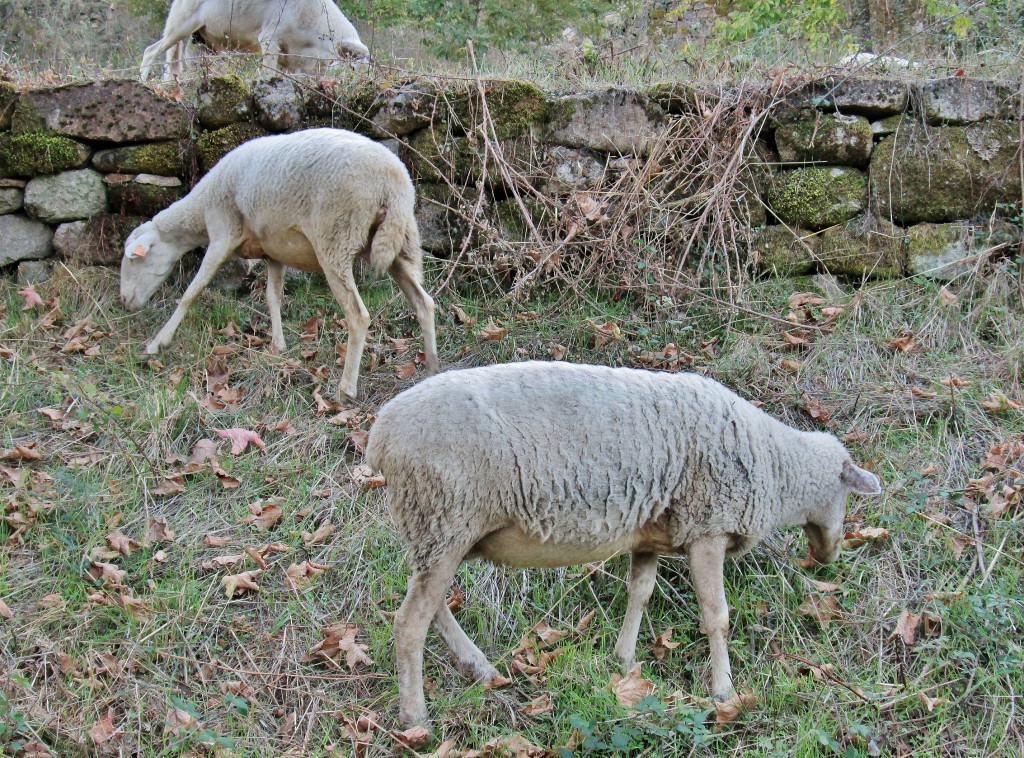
549, 87, 665, 155
24, 169, 108, 223
919, 78, 1020, 125
53, 213, 147, 266
0, 133, 91, 177
766, 167, 867, 230
92, 140, 191, 175
197, 75, 253, 129
776, 113, 873, 167
0, 214, 54, 266
253, 77, 304, 132
906, 220, 1020, 280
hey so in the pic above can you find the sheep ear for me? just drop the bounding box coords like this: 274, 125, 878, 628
125, 233, 152, 259
841, 460, 881, 495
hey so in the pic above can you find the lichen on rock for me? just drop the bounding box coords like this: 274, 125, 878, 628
0, 132, 91, 177
196, 123, 268, 173
775, 113, 873, 167
766, 166, 867, 230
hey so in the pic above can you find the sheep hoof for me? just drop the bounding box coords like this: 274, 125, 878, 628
397, 711, 430, 733
144, 340, 165, 355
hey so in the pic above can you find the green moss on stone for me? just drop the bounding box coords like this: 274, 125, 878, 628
0, 82, 18, 131
766, 166, 867, 231
197, 74, 252, 129
775, 113, 874, 167
93, 141, 189, 175
10, 96, 46, 134
818, 216, 905, 279
751, 225, 817, 275
906, 220, 1020, 279
472, 80, 549, 140
108, 181, 187, 216
196, 123, 267, 173
0, 132, 90, 177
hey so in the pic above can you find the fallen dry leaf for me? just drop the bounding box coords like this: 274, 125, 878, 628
576, 609, 597, 634
305, 623, 374, 670
550, 343, 567, 360
980, 391, 1023, 414
797, 595, 842, 628
805, 578, 844, 593
842, 525, 889, 549
479, 320, 508, 341
202, 534, 232, 548
1, 441, 42, 461
940, 375, 971, 389
88, 708, 120, 746
918, 692, 948, 712
609, 663, 656, 707
481, 733, 546, 756
651, 628, 682, 661
350, 462, 386, 491
106, 529, 139, 557
214, 427, 266, 455
886, 332, 921, 353
394, 362, 417, 380
151, 474, 186, 497
892, 609, 920, 645
88, 562, 126, 588
239, 501, 284, 530
221, 569, 263, 598
19, 284, 46, 310
519, 693, 554, 718
0, 598, 12, 620
190, 438, 220, 466
201, 553, 247, 571
165, 706, 199, 737
347, 429, 369, 454
392, 725, 431, 748
449, 303, 477, 328
283, 560, 329, 591
714, 691, 757, 724
787, 292, 825, 309
802, 393, 830, 423
588, 319, 621, 345
781, 358, 803, 373
145, 516, 175, 544
301, 522, 336, 547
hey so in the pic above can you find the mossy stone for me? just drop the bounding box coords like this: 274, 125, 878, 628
197, 123, 268, 173
776, 113, 874, 167
906, 220, 1021, 280
414, 181, 477, 257
405, 128, 538, 185
0, 82, 18, 131
750, 225, 818, 275
449, 79, 550, 141
0, 132, 90, 177
818, 216, 905, 279
92, 140, 191, 176
766, 167, 867, 230
870, 121, 1022, 225
107, 178, 187, 216
646, 81, 718, 116
197, 74, 253, 129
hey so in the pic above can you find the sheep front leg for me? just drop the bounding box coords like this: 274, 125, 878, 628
389, 257, 439, 375
432, 605, 499, 683
688, 535, 734, 701
613, 552, 658, 670
321, 266, 370, 400
145, 238, 237, 355
265, 260, 286, 353
395, 552, 464, 729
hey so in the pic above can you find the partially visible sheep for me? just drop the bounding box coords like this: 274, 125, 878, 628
366, 361, 881, 728
120, 128, 438, 400
140, 0, 370, 82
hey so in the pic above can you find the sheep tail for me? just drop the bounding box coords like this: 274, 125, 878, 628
368, 184, 419, 277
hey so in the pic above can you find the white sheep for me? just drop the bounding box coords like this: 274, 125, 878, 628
365, 361, 882, 728
120, 128, 438, 400
140, 0, 370, 82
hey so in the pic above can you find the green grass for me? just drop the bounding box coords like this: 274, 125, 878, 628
1, 257, 1023, 756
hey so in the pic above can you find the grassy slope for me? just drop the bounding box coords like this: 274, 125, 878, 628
1, 257, 1023, 756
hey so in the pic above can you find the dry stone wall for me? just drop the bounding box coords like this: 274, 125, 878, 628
0, 74, 1020, 285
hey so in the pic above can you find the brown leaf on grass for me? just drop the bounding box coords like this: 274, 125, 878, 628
201, 553, 247, 571
88, 708, 120, 746
301, 522, 336, 547
780, 358, 803, 373
892, 609, 921, 645
550, 343, 567, 360
481, 733, 546, 757
19, 284, 45, 310
347, 429, 369, 454
145, 517, 175, 544
88, 562, 126, 588
782, 330, 809, 347
651, 628, 682, 660
609, 663, 656, 707
588, 319, 621, 345
921, 611, 942, 638
37, 593, 64, 610
576, 609, 597, 634
278, 711, 297, 737
392, 725, 431, 749
449, 303, 478, 328
802, 394, 830, 423
979, 391, 1023, 414
886, 332, 921, 353
714, 691, 757, 724
479, 320, 508, 341
787, 292, 825, 309
350, 462, 385, 491
797, 595, 842, 628
221, 569, 263, 598
239, 501, 284, 530
214, 427, 266, 455
918, 692, 948, 712
190, 439, 220, 466
38, 407, 64, 422
328, 407, 361, 426
924, 591, 963, 605
165, 706, 199, 737
805, 579, 844, 593
0, 598, 12, 620
151, 474, 185, 496
202, 534, 232, 548
299, 315, 321, 343
519, 693, 554, 718
305, 623, 374, 670
938, 286, 958, 305
106, 529, 139, 557
949, 533, 975, 559
516, 620, 568, 652
283, 561, 329, 591
842, 525, 889, 549
511, 647, 564, 679
1, 441, 42, 461
394, 362, 417, 380
219, 680, 254, 699
483, 671, 514, 690
311, 386, 336, 415
422, 739, 459, 758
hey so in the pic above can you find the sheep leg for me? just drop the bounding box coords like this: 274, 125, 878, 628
613, 552, 659, 670
388, 257, 439, 375
321, 266, 370, 400
265, 260, 286, 353
395, 552, 464, 729
431, 605, 498, 683
145, 236, 238, 355
688, 535, 734, 701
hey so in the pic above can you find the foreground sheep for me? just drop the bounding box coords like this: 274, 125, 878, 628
121, 128, 438, 399
140, 0, 369, 82
366, 361, 881, 728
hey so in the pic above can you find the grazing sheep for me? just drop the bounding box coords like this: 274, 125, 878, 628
366, 361, 882, 728
140, 0, 370, 82
120, 128, 438, 400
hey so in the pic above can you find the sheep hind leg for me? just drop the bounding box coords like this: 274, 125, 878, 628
145, 233, 240, 355
431, 604, 498, 683
688, 535, 734, 701
320, 264, 370, 400
265, 260, 286, 353
613, 552, 659, 671
395, 551, 464, 730
388, 257, 439, 375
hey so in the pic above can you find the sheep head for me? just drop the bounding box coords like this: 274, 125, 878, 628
803, 458, 881, 565
120, 221, 187, 311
